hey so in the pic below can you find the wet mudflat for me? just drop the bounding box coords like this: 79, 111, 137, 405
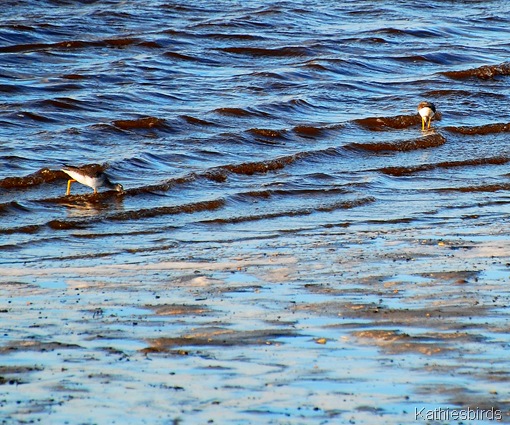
2, 0, 510, 423
2, 219, 510, 424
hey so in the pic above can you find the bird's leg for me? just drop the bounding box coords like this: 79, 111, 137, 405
421, 117, 426, 131
66, 179, 76, 195
427, 117, 432, 129
93, 188, 98, 194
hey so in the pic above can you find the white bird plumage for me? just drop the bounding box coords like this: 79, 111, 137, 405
418, 101, 437, 131
61, 164, 123, 195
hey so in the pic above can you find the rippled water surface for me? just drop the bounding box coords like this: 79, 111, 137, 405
2, 1, 510, 423
2, 0, 510, 253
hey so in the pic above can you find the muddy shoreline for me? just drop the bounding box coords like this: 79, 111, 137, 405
2, 221, 510, 424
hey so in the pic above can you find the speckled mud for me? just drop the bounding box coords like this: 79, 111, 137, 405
2, 223, 510, 424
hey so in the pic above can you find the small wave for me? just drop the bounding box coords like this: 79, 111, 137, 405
427, 89, 505, 100
201, 197, 375, 225
0, 40, 84, 53
219, 46, 311, 57
39, 97, 88, 111
180, 115, 216, 126
0, 37, 159, 54
404, 28, 444, 38
249, 70, 287, 79
203, 33, 264, 41
195, 150, 332, 183
442, 62, 510, 80
423, 52, 473, 65
60, 74, 89, 80
112, 116, 169, 130
164, 51, 202, 62
395, 52, 472, 65
344, 36, 390, 45
0, 201, 31, 215
372, 27, 406, 36
316, 197, 375, 212
393, 54, 430, 63
380, 156, 510, 176
0, 224, 40, 236
293, 125, 326, 137
355, 114, 421, 130
256, 98, 319, 116
15, 111, 57, 123
438, 183, 510, 193
0, 168, 65, 189
48, 220, 88, 231
236, 190, 272, 199
302, 61, 330, 72
103, 199, 224, 222
223, 152, 307, 176
247, 128, 287, 138
372, 27, 443, 38
444, 122, 510, 135
214, 107, 265, 117
46, 199, 226, 230
139, 41, 163, 49
0, 84, 26, 94
347, 133, 446, 153
202, 157, 294, 182
235, 187, 350, 201
100, 38, 142, 48
121, 175, 196, 196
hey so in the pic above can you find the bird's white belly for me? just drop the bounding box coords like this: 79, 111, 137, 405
418, 106, 434, 118
64, 169, 100, 189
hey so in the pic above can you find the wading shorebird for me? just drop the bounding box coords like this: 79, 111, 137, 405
418, 101, 436, 130
61, 164, 124, 195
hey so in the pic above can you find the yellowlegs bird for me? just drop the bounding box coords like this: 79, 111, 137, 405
61, 164, 124, 195
418, 101, 436, 130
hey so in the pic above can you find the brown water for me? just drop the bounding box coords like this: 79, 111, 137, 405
2, 1, 510, 424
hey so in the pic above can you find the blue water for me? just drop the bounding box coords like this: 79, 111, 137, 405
2, 1, 510, 423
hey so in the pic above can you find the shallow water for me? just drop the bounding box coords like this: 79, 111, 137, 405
2, 0, 510, 424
